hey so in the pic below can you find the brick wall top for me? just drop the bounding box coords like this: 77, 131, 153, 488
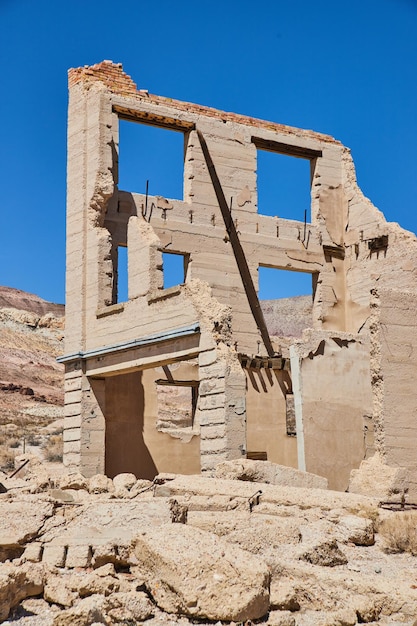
68, 60, 341, 145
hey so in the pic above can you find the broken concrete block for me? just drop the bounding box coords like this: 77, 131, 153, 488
106, 591, 154, 623
0, 562, 44, 622
348, 453, 410, 500
134, 524, 270, 621
270, 580, 300, 612
59, 473, 88, 490
65, 544, 92, 568
215, 459, 328, 489
74, 568, 120, 598
44, 576, 78, 608
0, 501, 53, 562
42, 544, 67, 568
22, 542, 43, 563
49, 488, 75, 503
267, 611, 296, 626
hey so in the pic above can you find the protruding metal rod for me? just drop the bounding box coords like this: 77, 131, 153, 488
303, 208, 307, 242
145, 179, 149, 218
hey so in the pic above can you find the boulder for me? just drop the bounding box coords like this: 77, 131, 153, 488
44, 575, 78, 608
134, 524, 270, 621
0, 500, 53, 561
337, 514, 374, 546
0, 562, 44, 622
215, 459, 328, 490
113, 473, 136, 495
106, 591, 154, 622
88, 474, 114, 494
299, 538, 348, 567
270, 579, 300, 611
60, 472, 88, 491
52, 594, 110, 626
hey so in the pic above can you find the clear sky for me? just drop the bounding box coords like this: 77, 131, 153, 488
0, 0, 416, 304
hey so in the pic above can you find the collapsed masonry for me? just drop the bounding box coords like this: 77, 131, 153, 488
60, 60, 417, 495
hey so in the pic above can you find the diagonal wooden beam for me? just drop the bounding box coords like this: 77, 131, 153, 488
197, 130, 276, 357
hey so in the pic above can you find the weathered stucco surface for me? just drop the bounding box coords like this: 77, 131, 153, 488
61, 60, 417, 493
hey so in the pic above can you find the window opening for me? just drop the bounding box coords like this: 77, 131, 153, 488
286, 393, 296, 436
259, 266, 314, 339
117, 245, 128, 303
156, 382, 198, 431
118, 120, 184, 200
162, 251, 188, 289
256, 149, 312, 221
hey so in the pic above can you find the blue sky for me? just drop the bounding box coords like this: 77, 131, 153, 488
0, 0, 416, 304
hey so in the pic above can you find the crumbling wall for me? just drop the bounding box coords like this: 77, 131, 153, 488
62, 60, 417, 489
370, 288, 417, 497
290, 330, 373, 491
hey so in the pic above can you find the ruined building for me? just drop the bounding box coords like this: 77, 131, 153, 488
59, 61, 417, 494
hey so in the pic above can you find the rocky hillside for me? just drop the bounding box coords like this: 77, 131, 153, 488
0, 287, 64, 318
0, 287, 64, 471
261, 295, 313, 338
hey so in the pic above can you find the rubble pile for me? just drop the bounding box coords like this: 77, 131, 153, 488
0, 460, 417, 625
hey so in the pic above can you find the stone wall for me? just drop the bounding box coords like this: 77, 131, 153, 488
61, 60, 417, 490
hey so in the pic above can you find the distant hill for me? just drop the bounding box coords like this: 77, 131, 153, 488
0, 287, 64, 456
261, 295, 313, 338
0, 286, 64, 318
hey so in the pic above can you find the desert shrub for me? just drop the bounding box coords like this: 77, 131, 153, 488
26, 432, 41, 446
49, 427, 63, 437
379, 512, 417, 555
0, 449, 15, 472
8, 438, 21, 449
43, 434, 63, 462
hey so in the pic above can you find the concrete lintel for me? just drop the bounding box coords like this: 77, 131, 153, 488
85, 336, 201, 377
57, 323, 200, 364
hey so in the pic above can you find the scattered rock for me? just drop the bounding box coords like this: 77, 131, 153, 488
73, 566, 120, 598
59, 473, 88, 491
299, 538, 348, 567
0, 562, 44, 622
44, 575, 78, 607
295, 608, 357, 625
270, 580, 300, 611
21, 597, 55, 615
267, 610, 296, 626
354, 595, 382, 623
169, 498, 188, 523
337, 514, 374, 546
52, 594, 110, 626
88, 474, 114, 494
107, 591, 154, 622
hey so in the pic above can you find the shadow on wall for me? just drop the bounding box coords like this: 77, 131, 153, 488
101, 372, 158, 480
